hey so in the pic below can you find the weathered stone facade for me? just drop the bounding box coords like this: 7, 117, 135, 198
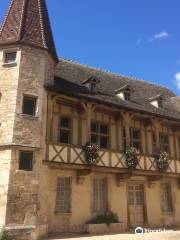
1, 1, 180, 240
0, 44, 55, 239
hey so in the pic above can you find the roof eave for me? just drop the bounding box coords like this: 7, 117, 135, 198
45, 86, 180, 123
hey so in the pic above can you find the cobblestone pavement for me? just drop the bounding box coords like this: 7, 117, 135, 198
46, 231, 180, 240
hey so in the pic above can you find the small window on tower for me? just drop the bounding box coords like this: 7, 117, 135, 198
22, 95, 37, 116
19, 151, 33, 171
4, 51, 17, 64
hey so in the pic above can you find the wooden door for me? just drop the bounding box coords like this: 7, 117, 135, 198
128, 184, 145, 227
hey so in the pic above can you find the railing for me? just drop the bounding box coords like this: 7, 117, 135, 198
47, 144, 180, 174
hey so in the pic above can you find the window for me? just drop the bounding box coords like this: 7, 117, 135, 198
22, 95, 37, 116
124, 90, 131, 101
159, 133, 169, 153
161, 183, 173, 212
91, 122, 109, 148
158, 100, 163, 108
93, 178, 108, 213
4, 51, 17, 64
19, 151, 33, 171
55, 177, 71, 214
123, 128, 127, 150
152, 132, 156, 153
128, 185, 144, 205
59, 117, 71, 144
130, 128, 141, 150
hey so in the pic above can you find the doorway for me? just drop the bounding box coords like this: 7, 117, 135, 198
128, 184, 145, 227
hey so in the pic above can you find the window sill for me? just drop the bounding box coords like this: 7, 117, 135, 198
15, 170, 34, 175
55, 212, 72, 216
20, 113, 38, 120
2, 62, 17, 67
162, 211, 174, 215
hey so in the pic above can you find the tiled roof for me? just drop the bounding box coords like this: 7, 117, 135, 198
46, 58, 180, 122
0, 0, 57, 61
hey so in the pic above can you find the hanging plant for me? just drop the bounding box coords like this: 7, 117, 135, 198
125, 147, 140, 170
83, 143, 100, 165
155, 151, 169, 171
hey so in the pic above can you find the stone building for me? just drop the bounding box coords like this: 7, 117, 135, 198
0, 0, 180, 239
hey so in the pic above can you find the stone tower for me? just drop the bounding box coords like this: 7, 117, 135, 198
0, 0, 57, 239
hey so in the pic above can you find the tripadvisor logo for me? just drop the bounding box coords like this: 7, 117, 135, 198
135, 227, 144, 234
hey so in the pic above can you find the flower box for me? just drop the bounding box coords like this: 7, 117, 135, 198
86, 222, 126, 234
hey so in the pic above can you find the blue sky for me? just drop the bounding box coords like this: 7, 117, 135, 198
0, 0, 180, 95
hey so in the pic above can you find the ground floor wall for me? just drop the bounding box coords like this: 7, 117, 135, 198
46, 169, 180, 234
47, 169, 128, 233
2, 154, 180, 239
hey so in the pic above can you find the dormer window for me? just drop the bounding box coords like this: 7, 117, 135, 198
124, 90, 131, 101
115, 85, 131, 101
149, 95, 163, 108
82, 77, 100, 94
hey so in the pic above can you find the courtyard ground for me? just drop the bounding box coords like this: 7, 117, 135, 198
46, 230, 180, 240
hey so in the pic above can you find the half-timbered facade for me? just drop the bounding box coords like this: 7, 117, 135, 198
0, 0, 180, 239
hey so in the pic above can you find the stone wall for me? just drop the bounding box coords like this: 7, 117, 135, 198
0, 44, 56, 239
0, 46, 22, 228
0, 47, 21, 144
0, 149, 11, 227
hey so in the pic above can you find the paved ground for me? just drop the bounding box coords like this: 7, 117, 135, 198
46, 231, 180, 240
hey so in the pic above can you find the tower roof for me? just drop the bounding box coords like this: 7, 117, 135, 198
0, 0, 58, 61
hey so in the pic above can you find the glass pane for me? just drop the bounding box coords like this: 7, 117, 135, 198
136, 192, 144, 205
23, 96, 36, 116
91, 134, 98, 144
160, 134, 168, 144
60, 130, 70, 144
5, 52, 17, 63
100, 136, 108, 148
123, 128, 126, 138
132, 129, 141, 139
91, 123, 98, 133
152, 133, 156, 144
128, 185, 134, 190
128, 191, 134, 205
19, 152, 33, 171
61, 117, 70, 128
55, 177, 71, 214
100, 124, 108, 134
93, 178, 108, 213
124, 91, 130, 101
132, 141, 141, 150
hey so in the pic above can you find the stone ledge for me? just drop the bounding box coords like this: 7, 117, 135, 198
2, 225, 36, 240
86, 223, 126, 234
5, 225, 36, 231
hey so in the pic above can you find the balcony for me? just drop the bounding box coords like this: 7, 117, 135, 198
46, 144, 180, 175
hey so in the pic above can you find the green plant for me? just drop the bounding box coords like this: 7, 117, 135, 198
83, 142, 100, 165
0, 229, 12, 240
125, 147, 140, 169
87, 212, 119, 226
155, 151, 169, 171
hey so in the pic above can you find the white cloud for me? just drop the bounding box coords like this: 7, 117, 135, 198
154, 30, 169, 39
136, 38, 142, 46
175, 72, 180, 89
149, 30, 169, 42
